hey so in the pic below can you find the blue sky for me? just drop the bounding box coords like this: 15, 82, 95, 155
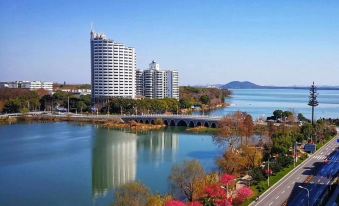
1, 0, 339, 86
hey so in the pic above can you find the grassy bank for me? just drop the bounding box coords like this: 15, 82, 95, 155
186, 126, 220, 134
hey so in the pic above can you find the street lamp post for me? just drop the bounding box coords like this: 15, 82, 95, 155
267, 155, 271, 187
298, 186, 310, 206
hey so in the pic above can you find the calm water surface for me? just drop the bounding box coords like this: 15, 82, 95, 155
0, 123, 222, 206
206, 89, 339, 119
1, 88, 338, 206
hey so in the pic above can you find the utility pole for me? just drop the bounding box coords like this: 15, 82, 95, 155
67, 96, 70, 113
294, 141, 297, 167
267, 155, 270, 187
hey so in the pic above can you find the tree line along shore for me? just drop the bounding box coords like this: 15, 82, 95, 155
0, 86, 230, 115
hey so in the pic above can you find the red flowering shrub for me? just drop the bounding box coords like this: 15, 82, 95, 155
233, 187, 254, 205
205, 184, 227, 199
186, 201, 203, 206
166, 200, 186, 206
220, 174, 236, 186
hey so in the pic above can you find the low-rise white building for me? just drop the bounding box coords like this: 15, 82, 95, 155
0, 81, 53, 91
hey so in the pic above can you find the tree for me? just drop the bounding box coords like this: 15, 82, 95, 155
76, 101, 87, 113
146, 195, 172, 206
113, 182, 150, 206
192, 173, 219, 201
3, 99, 21, 113
199, 95, 210, 105
243, 114, 254, 145
273, 110, 283, 120
179, 99, 193, 109
169, 160, 206, 201
308, 82, 319, 125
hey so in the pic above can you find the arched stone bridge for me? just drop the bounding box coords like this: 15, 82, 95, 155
121, 115, 222, 128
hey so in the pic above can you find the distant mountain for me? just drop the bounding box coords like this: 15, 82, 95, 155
221, 81, 262, 89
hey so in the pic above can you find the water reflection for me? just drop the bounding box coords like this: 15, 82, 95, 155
92, 129, 179, 199
137, 131, 179, 165
92, 129, 137, 198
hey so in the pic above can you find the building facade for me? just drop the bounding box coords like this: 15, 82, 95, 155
136, 61, 179, 100
0, 81, 53, 91
91, 30, 136, 102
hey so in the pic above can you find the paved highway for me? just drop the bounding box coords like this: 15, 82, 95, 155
288, 147, 339, 206
252, 135, 338, 206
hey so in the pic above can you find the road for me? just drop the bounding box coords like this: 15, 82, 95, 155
252, 135, 338, 206
288, 147, 339, 206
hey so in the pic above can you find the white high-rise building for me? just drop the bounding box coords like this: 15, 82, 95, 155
91, 30, 136, 102
137, 61, 179, 100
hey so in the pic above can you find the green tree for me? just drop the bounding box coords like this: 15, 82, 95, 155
199, 95, 210, 105
76, 101, 87, 113
3, 99, 21, 113
273, 110, 283, 120
179, 99, 192, 109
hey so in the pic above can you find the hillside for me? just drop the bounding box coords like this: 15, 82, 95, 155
221, 81, 261, 89
179, 86, 231, 109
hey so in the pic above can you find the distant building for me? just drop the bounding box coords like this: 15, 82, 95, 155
90, 30, 136, 102
0, 81, 53, 91
136, 61, 179, 100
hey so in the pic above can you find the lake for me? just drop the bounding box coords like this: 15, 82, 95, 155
206, 89, 339, 119
0, 88, 338, 206
0, 123, 223, 206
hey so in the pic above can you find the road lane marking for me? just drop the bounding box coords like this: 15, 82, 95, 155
276, 196, 280, 199
269, 202, 273, 206
287, 185, 291, 189
282, 190, 285, 194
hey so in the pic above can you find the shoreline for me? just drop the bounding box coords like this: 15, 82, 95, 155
0, 115, 167, 132
0, 115, 218, 134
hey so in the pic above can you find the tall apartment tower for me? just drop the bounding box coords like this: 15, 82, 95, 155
137, 61, 179, 100
166, 70, 179, 99
91, 30, 136, 102
135, 69, 143, 97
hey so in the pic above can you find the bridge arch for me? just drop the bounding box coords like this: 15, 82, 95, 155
145, 119, 150, 124
150, 120, 155, 124
164, 120, 169, 126
177, 120, 188, 127
188, 121, 195, 127
170, 120, 176, 126
204, 122, 209, 127
210, 122, 217, 128
139, 119, 144, 124
196, 121, 202, 127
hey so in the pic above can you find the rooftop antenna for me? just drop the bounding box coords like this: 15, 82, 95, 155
90, 22, 94, 32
